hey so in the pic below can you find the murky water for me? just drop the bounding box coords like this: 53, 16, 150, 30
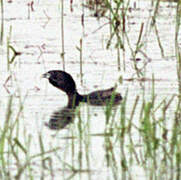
0, 0, 180, 179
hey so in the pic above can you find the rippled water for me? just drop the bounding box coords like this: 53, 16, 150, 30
0, 0, 180, 179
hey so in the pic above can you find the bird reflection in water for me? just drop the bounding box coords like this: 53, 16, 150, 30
45, 106, 76, 130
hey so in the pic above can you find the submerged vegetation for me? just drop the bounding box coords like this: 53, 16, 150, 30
1, 0, 181, 179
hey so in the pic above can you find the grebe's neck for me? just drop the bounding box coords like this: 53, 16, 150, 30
67, 92, 85, 108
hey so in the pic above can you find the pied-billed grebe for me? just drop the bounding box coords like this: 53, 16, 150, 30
42, 70, 122, 107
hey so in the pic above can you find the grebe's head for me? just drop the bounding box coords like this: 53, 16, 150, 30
42, 70, 76, 95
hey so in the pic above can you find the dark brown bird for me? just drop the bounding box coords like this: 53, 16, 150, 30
42, 70, 122, 108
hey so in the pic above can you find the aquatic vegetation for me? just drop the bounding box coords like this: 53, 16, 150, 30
0, 0, 181, 179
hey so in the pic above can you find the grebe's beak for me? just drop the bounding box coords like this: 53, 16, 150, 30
41, 72, 51, 79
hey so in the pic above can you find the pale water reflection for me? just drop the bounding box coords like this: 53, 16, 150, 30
0, 0, 180, 179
